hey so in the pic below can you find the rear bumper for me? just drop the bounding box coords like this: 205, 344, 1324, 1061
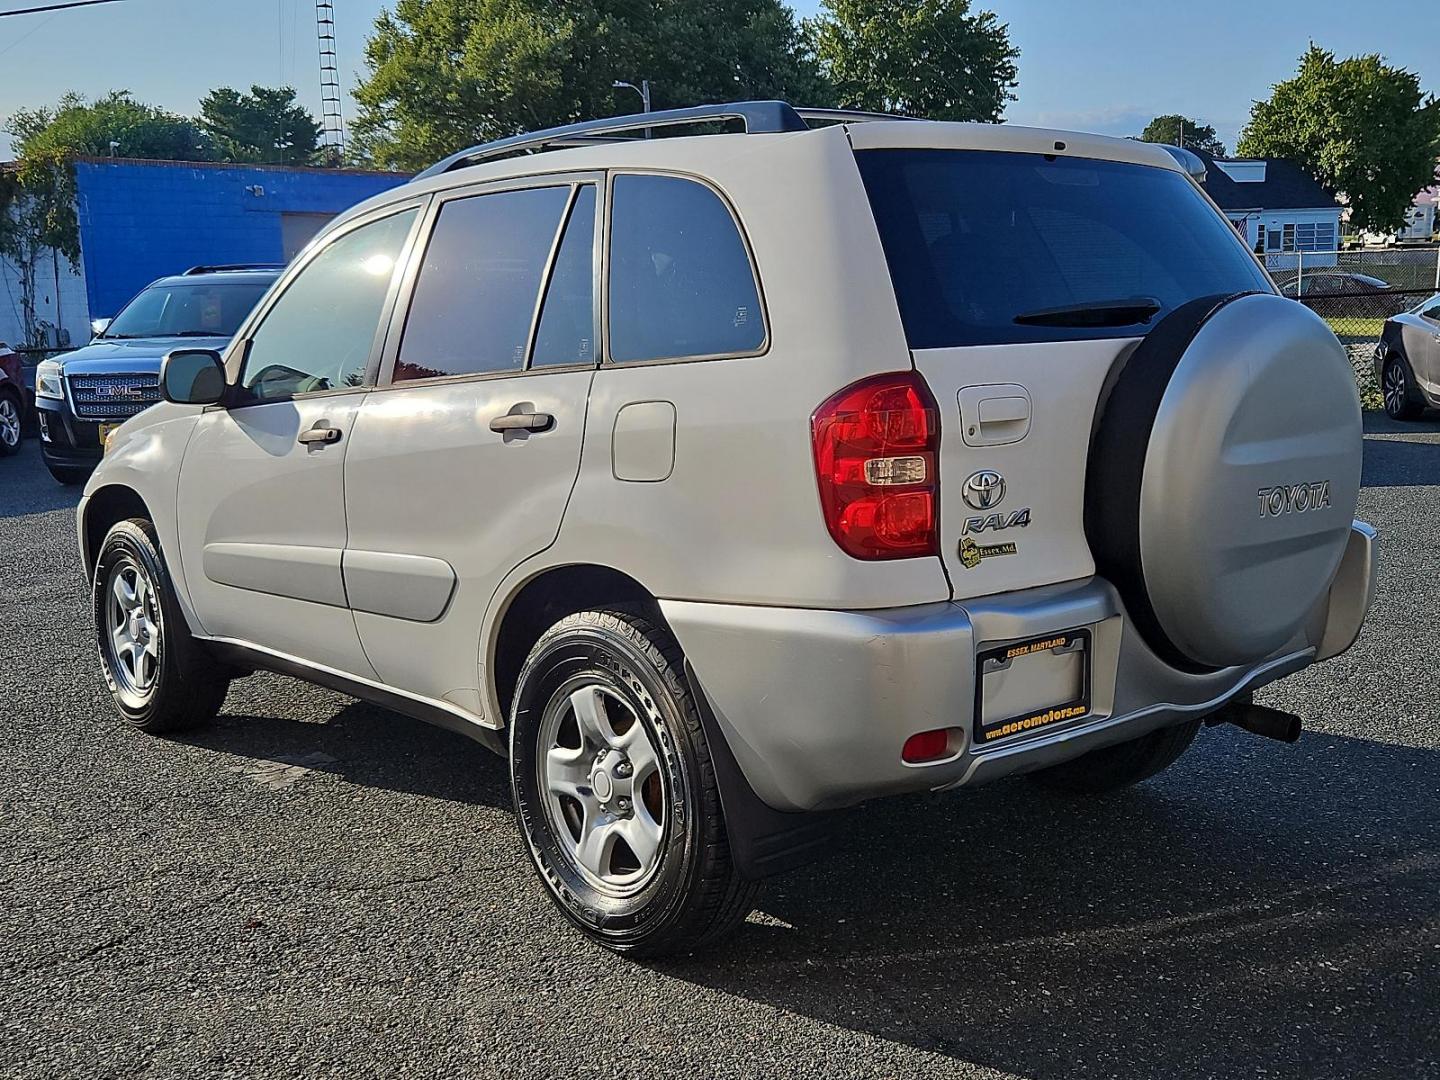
665, 520, 1377, 813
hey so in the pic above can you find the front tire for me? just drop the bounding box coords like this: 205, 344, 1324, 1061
509, 608, 757, 957
93, 518, 230, 733
0, 391, 21, 456
1382, 355, 1424, 420
1028, 718, 1202, 794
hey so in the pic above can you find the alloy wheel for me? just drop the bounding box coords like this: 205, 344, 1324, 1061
1384, 361, 1408, 417
103, 556, 161, 698
0, 397, 19, 449
537, 682, 667, 894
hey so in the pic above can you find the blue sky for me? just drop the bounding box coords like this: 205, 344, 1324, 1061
0, 0, 1434, 159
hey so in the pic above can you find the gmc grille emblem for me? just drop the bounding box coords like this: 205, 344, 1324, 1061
1257, 481, 1332, 517
102, 385, 143, 399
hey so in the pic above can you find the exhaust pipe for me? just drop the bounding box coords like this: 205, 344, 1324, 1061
1205, 696, 1303, 743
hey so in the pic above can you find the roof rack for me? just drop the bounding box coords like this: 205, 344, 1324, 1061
414, 101, 919, 181
182, 263, 287, 276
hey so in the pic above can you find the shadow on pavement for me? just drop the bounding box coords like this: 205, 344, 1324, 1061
1362, 411, 1440, 489
0, 440, 84, 518
1363, 411, 1440, 436
662, 729, 1440, 1079
177, 697, 512, 810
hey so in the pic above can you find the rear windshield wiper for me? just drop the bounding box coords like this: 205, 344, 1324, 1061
1013, 297, 1163, 328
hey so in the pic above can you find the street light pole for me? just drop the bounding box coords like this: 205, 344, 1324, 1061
614, 80, 652, 111
613, 79, 653, 137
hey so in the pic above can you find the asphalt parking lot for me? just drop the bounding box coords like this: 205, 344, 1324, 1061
2, 415, 1439, 1080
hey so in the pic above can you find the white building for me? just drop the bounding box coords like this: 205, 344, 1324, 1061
1193, 150, 1343, 270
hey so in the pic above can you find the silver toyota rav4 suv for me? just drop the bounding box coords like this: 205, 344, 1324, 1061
79, 102, 1377, 956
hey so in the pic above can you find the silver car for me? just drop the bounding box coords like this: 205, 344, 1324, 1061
78, 102, 1377, 957
1376, 292, 1440, 420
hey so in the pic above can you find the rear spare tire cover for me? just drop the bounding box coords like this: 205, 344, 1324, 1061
1086, 292, 1362, 671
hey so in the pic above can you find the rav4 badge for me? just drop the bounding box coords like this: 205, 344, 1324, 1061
963, 507, 1031, 534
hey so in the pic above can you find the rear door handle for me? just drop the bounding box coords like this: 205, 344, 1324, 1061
298, 424, 343, 445
489, 412, 554, 433
958, 384, 1032, 446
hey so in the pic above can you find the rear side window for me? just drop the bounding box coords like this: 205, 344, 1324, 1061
608, 174, 765, 364
857, 149, 1272, 348
395, 185, 571, 382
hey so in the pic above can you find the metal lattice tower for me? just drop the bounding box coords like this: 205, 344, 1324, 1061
315, 0, 344, 155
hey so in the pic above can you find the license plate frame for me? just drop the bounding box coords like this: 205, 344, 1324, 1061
973, 628, 1092, 747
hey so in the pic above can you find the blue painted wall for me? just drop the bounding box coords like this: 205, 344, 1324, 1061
73, 159, 410, 317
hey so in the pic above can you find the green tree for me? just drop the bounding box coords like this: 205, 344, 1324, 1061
199, 85, 321, 165
351, 0, 827, 172
807, 0, 1018, 122
1237, 46, 1440, 233
1, 92, 212, 345
1138, 114, 1226, 157
8, 90, 213, 165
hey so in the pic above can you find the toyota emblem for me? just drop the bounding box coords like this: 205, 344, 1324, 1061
962, 469, 1006, 511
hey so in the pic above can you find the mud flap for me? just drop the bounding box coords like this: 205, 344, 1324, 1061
684, 659, 844, 880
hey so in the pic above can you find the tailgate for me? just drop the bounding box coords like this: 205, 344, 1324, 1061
912, 339, 1135, 598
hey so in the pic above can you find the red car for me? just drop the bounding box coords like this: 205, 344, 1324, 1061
0, 343, 23, 456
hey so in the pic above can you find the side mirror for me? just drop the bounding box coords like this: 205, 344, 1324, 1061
90, 317, 111, 338
161, 348, 226, 405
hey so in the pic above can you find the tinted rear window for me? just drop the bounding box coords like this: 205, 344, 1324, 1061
608, 175, 765, 364
856, 149, 1272, 348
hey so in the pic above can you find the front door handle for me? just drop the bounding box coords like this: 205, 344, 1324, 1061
489, 412, 554, 433
298, 424, 343, 446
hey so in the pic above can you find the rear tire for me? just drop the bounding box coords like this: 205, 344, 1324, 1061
1028, 718, 1201, 794
509, 608, 757, 957
93, 518, 230, 734
1382, 354, 1424, 421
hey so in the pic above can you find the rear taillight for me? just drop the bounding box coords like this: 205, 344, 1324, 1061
811, 371, 940, 560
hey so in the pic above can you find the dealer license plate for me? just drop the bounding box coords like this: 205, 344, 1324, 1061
974, 629, 1091, 746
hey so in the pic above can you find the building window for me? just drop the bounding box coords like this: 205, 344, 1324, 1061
1278, 221, 1337, 254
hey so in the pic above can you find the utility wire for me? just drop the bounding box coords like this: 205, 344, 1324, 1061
0, 9, 55, 56
0, 0, 124, 17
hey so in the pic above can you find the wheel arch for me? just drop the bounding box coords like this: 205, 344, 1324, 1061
81, 484, 154, 576
488, 563, 663, 725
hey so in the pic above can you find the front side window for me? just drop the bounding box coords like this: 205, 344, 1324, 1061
1420, 295, 1440, 322
394, 185, 572, 382
103, 281, 272, 340
857, 149, 1273, 348
607, 174, 765, 364
241, 208, 417, 401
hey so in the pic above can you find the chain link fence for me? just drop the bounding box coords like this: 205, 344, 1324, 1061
1268, 246, 1440, 408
